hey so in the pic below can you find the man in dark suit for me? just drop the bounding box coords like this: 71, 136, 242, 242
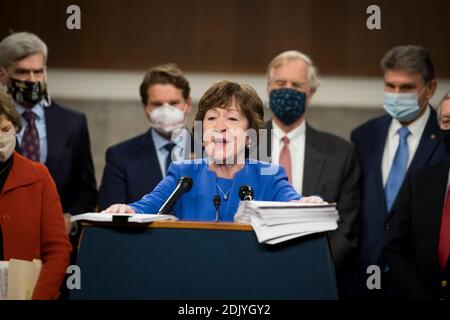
0, 32, 97, 232
383, 92, 450, 300
263, 50, 361, 287
351, 45, 447, 297
98, 64, 193, 210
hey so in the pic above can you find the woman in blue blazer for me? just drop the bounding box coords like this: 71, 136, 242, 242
103, 81, 323, 221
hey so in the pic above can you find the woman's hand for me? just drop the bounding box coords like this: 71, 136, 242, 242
291, 196, 327, 204
102, 204, 136, 214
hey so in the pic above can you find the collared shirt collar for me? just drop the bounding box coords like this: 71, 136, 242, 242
389, 105, 430, 139
151, 128, 186, 150
271, 119, 306, 141
15, 100, 47, 120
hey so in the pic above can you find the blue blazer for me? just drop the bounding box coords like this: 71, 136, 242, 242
351, 107, 447, 267
129, 159, 301, 221
99, 129, 163, 210
16, 102, 98, 214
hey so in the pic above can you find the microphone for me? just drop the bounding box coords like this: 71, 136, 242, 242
213, 195, 221, 222
239, 185, 254, 201
157, 176, 193, 215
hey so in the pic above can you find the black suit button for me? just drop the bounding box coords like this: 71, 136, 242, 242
385, 222, 391, 231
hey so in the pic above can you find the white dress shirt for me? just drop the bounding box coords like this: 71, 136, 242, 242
151, 128, 191, 178
382, 106, 431, 186
271, 120, 306, 194
16, 100, 50, 164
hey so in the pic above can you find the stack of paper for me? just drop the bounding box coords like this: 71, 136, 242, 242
71, 213, 178, 223
234, 201, 339, 244
0, 262, 7, 300
0, 259, 42, 300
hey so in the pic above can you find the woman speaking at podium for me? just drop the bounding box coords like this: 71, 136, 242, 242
103, 81, 322, 221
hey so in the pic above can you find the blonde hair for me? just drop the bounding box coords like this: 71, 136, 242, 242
266, 50, 320, 90
437, 90, 450, 122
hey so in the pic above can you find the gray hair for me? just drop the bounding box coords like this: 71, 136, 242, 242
437, 90, 450, 122
381, 45, 435, 84
267, 50, 320, 90
0, 32, 48, 68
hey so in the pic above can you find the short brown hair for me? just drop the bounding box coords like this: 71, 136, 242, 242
195, 80, 265, 132
381, 45, 435, 84
139, 63, 190, 105
0, 92, 21, 131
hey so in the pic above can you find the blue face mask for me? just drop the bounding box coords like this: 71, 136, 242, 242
383, 91, 424, 122
269, 88, 307, 125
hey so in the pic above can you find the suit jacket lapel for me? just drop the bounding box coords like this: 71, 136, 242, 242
13, 103, 59, 166
139, 128, 163, 181
409, 107, 441, 171
302, 124, 325, 196
2, 152, 40, 194
44, 103, 60, 168
266, 120, 326, 195
374, 116, 392, 213
425, 160, 449, 273
264, 120, 273, 160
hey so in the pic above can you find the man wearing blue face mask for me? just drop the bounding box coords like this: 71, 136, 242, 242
383, 92, 450, 300
351, 45, 447, 298
264, 50, 361, 298
98, 64, 193, 210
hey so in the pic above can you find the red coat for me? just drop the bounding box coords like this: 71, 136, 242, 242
0, 152, 71, 299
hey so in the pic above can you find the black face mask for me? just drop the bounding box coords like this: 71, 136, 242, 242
442, 129, 450, 155
8, 78, 49, 106
269, 88, 307, 125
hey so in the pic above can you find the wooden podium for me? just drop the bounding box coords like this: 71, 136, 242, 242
69, 220, 338, 300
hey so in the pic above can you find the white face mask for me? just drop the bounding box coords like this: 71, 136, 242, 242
0, 129, 16, 162
148, 103, 186, 133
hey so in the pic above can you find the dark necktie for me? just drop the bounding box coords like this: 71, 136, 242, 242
164, 143, 176, 173
21, 111, 40, 162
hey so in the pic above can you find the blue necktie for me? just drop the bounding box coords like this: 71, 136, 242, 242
385, 127, 410, 211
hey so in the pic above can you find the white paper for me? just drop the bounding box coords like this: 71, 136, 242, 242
71, 212, 178, 223
234, 201, 339, 245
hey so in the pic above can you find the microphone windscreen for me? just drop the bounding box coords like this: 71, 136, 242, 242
213, 195, 221, 207
239, 185, 254, 201
179, 176, 193, 192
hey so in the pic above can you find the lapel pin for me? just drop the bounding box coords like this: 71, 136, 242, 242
430, 134, 436, 140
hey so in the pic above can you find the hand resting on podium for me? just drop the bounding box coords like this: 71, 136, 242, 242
102, 204, 136, 214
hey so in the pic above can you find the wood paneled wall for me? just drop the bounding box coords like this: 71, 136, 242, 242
2, 0, 449, 76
